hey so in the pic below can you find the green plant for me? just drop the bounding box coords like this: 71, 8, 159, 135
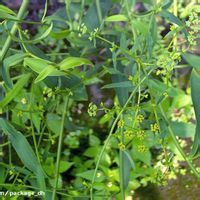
0, 0, 199, 200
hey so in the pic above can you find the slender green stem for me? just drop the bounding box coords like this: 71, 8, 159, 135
0, 0, 29, 62
90, 68, 155, 199
141, 64, 168, 158
65, 0, 72, 28
125, 0, 136, 42
52, 96, 69, 200
29, 114, 40, 161
96, 0, 103, 24
159, 106, 200, 179
173, 0, 178, 48
29, 84, 40, 162
41, 0, 48, 22
79, 0, 85, 25
119, 124, 125, 200
41, 0, 48, 23
96, 35, 140, 63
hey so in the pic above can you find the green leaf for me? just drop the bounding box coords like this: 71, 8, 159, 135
190, 69, 200, 157
0, 5, 17, 20
102, 81, 133, 89
160, 10, 188, 37
59, 161, 73, 173
183, 53, 200, 72
0, 12, 17, 20
24, 57, 50, 73
34, 65, 63, 83
171, 122, 195, 138
23, 44, 49, 59
162, 0, 173, 9
84, 147, 100, 158
32, 112, 41, 133
89, 135, 100, 146
0, 166, 5, 184
50, 30, 70, 39
0, 74, 30, 109
2, 53, 27, 88
124, 150, 135, 170
132, 20, 149, 34
105, 14, 128, 22
8, 23, 53, 44
59, 57, 93, 70
122, 150, 135, 189
132, 148, 151, 166
83, 0, 112, 31
0, 118, 46, 191
160, 10, 183, 26
77, 170, 105, 182
0, 5, 16, 16
112, 73, 131, 106
46, 113, 62, 135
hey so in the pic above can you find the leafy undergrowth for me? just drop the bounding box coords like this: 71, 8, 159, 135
0, 0, 199, 200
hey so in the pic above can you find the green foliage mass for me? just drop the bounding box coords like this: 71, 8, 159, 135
0, 0, 199, 199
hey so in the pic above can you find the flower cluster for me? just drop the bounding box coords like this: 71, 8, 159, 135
87, 102, 98, 117
118, 142, 126, 151
186, 10, 200, 47
136, 114, 144, 123
137, 144, 147, 153
136, 130, 145, 140
21, 97, 27, 105
117, 119, 124, 128
78, 23, 87, 37
124, 130, 134, 138
88, 28, 99, 41
150, 123, 159, 133
43, 87, 53, 100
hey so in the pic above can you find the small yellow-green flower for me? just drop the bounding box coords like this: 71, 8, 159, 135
117, 119, 124, 128
87, 102, 98, 117
107, 182, 113, 187
96, 172, 102, 178
17, 111, 23, 117
128, 75, 134, 81
151, 123, 159, 133
137, 144, 147, 153
118, 142, 126, 151
136, 130, 145, 140
124, 130, 134, 138
21, 98, 27, 105
137, 114, 144, 123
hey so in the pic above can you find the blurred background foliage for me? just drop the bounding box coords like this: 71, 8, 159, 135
0, 0, 199, 199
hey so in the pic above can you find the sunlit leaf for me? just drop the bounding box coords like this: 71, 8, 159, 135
59, 57, 93, 70
105, 14, 128, 22
0, 74, 30, 109
0, 118, 46, 191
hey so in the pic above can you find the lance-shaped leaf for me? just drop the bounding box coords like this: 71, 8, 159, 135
105, 14, 128, 22
102, 81, 134, 89
183, 53, 200, 73
24, 58, 66, 83
0, 5, 16, 16
160, 10, 188, 37
190, 69, 200, 157
7, 23, 53, 44
24, 57, 50, 73
0, 73, 30, 109
0, 118, 46, 191
0, 5, 17, 20
2, 53, 27, 88
35, 65, 64, 83
59, 57, 93, 71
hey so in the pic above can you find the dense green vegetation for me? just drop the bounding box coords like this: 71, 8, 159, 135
0, 0, 199, 199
